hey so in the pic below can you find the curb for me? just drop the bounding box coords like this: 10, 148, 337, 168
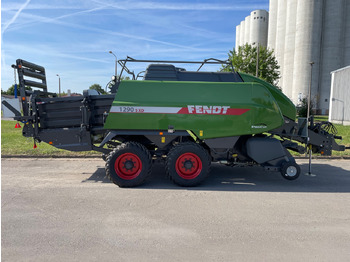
294, 156, 350, 160
2, 155, 350, 160
1, 155, 102, 159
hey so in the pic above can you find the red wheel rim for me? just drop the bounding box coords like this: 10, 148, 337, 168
114, 153, 142, 180
175, 153, 202, 180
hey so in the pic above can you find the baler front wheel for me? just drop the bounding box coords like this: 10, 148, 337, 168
280, 162, 300, 180
166, 142, 211, 186
105, 142, 152, 187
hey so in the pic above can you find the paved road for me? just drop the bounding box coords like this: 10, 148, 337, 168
2, 158, 350, 261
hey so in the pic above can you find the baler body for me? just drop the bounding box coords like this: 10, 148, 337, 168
105, 79, 292, 139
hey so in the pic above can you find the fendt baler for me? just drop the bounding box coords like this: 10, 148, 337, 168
8, 57, 346, 187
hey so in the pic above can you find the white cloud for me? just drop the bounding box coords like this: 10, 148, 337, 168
2, 0, 31, 33
93, 0, 268, 11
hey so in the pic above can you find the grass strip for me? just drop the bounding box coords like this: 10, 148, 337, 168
2, 118, 350, 157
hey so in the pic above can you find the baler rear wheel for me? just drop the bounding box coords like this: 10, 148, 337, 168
280, 161, 300, 180
166, 142, 211, 186
105, 142, 152, 187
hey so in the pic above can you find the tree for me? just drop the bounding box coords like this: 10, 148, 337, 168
120, 76, 130, 80
223, 44, 281, 87
89, 84, 106, 94
297, 97, 314, 117
3, 85, 32, 96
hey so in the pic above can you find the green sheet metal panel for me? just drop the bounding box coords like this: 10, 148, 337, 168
238, 72, 296, 120
104, 80, 284, 139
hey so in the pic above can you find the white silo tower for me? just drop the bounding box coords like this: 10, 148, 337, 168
292, 0, 323, 107
282, 0, 297, 98
235, 25, 241, 50
274, 0, 286, 88
267, 0, 278, 49
249, 10, 269, 47
239, 20, 246, 46
244, 15, 251, 44
318, 0, 345, 114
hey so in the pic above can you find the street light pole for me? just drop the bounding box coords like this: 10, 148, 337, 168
56, 74, 61, 97
256, 43, 260, 77
109, 51, 118, 77
306, 61, 315, 176
307, 62, 314, 121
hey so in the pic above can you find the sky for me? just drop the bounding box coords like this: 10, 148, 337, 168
1, 0, 269, 94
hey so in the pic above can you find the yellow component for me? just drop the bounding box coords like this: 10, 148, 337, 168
161, 137, 165, 143
199, 130, 203, 137
186, 130, 197, 141
232, 154, 238, 157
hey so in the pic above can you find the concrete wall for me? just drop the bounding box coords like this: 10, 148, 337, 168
329, 66, 350, 125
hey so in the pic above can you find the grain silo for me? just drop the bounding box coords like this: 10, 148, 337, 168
239, 20, 245, 45
267, 0, 277, 49
281, 0, 297, 98
249, 10, 268, 47
274, 0, 286, 86
234, 0, 350, 114
291, 0, 323, 109
317, 0, 345, 114
235, 10, 268, 48
244, 15, 251, 44
235, 25, 240, 49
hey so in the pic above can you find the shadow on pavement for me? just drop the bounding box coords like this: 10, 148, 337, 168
83, 162, 350, 193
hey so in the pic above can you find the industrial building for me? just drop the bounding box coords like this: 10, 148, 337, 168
235, 0, 350, 114
329, 66, 350, 125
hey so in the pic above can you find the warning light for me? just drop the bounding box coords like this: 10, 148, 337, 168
22, 97, 25, 101
49, 141, 53, 145
321, 151, 324, 155
15, 123, 21, 128
159, 132, 163, 135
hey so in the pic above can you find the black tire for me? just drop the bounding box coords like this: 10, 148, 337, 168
105, 142, 152, 187
166, 142, 211, 187
280, 161, 300, 180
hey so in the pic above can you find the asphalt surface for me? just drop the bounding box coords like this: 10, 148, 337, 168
2, 158, 350, 261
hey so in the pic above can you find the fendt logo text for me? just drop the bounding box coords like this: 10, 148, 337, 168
187, 105, 230, 114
